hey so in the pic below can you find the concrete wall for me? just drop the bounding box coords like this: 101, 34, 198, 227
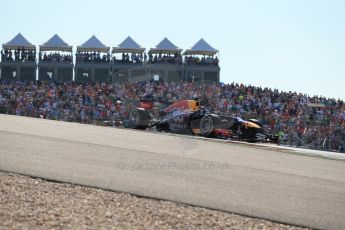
1, 62, 220, 83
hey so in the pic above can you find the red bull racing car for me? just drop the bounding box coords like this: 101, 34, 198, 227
128, 98, 277, 143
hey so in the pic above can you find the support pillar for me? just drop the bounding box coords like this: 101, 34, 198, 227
91, 68, 95, 82
16, 66, 20, 80
165, 70, 168, 82
128, 69, 132, 82
54, 67, 58, 82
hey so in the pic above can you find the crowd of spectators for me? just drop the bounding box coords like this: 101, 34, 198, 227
1, 47, 36, 62
185, 55, 219, 66
1, 80, 344, 152
148, 52, 182, 65
76, 51, 110, 63
113, 52, 146, 64
1, 49, 220, 67
40, 52, 72, 63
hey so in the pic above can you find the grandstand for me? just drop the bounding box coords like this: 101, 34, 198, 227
0, 33, 220, 83
0, 80, 344, 152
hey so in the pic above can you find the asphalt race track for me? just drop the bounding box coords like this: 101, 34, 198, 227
1, 114, 345, 230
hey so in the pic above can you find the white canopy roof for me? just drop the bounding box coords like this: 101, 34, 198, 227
184, 38, 218, 55
2, 33, 36, 50
77, 35, 110, 52
112, 36, 145, 53
40, 34, 72, 52
149, 37, 182, 54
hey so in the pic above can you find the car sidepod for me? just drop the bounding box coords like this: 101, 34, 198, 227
240, 121, 266, 142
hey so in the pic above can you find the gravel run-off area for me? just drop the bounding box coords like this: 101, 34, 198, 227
0, 171, 308, 230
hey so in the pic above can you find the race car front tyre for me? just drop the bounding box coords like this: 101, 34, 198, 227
200, 115, 214, 136
129, 109, 150, 130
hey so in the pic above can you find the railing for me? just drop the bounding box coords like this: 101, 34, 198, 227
1, 59, 36, 63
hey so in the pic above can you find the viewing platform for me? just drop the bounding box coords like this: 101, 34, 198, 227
38, 34, 73, 82
1, 33, 220, 83
184, 39, 220, 82
112, 36, 146, 83
74, 36, 111, 83
1, 33, 37, 81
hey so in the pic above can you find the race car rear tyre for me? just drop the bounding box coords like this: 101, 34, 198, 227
129, 109, 150, 130
200, 115, 214, 136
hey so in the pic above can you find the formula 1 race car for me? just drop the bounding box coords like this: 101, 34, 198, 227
128, 98, 275, 143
